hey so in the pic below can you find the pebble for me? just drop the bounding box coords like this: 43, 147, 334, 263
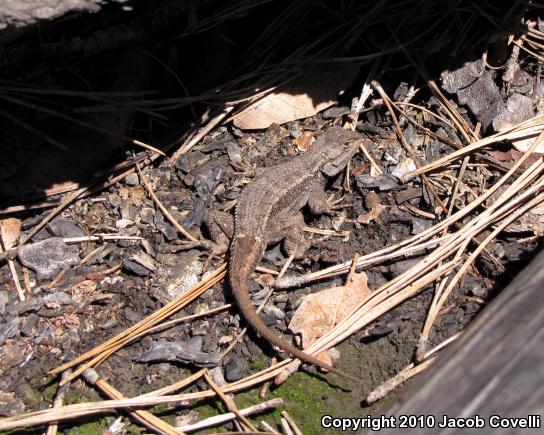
0, 291, 9, 315
43, 292, 73, 305
20, 314, 39, 336
322, 106, 350, 119
108, 193, 122, 208
411, 218, 433, 234
152, 251, 203, 303
174, 411, 199, 428
226, 142, 242, 164
140, 207, 155, 224
154, 211, 177, 241
122, 259, 152, 276
124, 173, 139, 186
224, 356, 248, 382
115, 219, 134, 229
0, 392, 25, 416
0, 317, 21, 343
130, 251, 156, 271
18, 238, 80, 280
389, 259, 420, 276
47, 217, 85, 238
136, 340, 221, 367
391, 158, 416, 179
14, 297, 44, 315
356, 174, 401, 191
263, 303, 285, 320
98, 319, 118, 329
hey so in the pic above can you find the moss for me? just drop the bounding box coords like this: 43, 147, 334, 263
248, 356, 267, 372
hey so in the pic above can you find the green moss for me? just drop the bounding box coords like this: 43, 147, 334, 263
65, 419, 106, 435
248, 356, 267, 372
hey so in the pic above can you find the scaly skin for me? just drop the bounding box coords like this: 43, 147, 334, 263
229, 126, 361, 382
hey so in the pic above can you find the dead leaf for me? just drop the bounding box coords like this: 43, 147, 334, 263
292, 131, 315, 151
233, 66, 358, 130
496, 120, 544, 153
0, 218, 22, 249
357, 191, 385, 224
289, 271, 370, 350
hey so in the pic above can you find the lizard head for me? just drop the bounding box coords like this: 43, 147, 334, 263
321, 128, 361, 177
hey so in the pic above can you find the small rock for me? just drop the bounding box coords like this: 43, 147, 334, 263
152, 251, 203, 303
20, 314, 39, 336
226, 142, 242, 164
98, 318, 118, 329
174, 411, 199, 428
469, 284, 487, 298
136, 340, 221, 367
47, 217, 85, 238
356, 174, 401, 191
441, 59, 504, 129
124, 173, 140, 186
140, 207, 155, 224
34, 324, 55, 344
193, 164, 226, 198
411, 218, 433, 234
263, 303, 285, 320
0, 392, 25, 417
115, 219, 134, 229
492, 93, 534, 133
130, 251, 156, 272
18, 238, 80, 280
154, 211, 177, 241
43, 292, 73, 305
224, 356, 248, 382
14, 297, 44, 314
0, 317, 21, 343
322, 106, 350, 119
108, 193, 122, 208
209, 366, 228, 387
124, 307, 140, 322
389, 259, 419, 276
0, 291, 9, 315
123, 259, 152, 276
0, 344, 26, 368
391, 158, 416, 179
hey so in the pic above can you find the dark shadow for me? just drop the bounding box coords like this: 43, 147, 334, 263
0, 0, 526, 213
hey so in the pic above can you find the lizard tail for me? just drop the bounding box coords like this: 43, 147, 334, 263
230, 235, 360, 384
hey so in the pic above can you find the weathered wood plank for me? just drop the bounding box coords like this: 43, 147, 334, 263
369, 249, 544, 434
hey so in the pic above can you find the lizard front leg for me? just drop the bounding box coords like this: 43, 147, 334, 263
176, 210, 233, 256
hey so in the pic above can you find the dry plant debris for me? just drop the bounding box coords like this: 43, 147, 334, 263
0, 0, 543, 433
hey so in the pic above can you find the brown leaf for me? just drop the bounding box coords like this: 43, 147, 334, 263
0, 218, 22, 249
292, 131, 315, 151
357, 192, 385, 224
233, 66, 358, 130
288, 271, 370, 349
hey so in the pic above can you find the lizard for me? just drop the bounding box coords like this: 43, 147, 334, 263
228, 126, 362, 382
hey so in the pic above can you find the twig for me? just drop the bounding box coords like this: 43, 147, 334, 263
170, 107, 234, 161
135, 160, 198, 242
176, 399, 284, 433
204, 370, 258, 433
365, 357, 436, 405
45, 370, 72, 435
82, 368, 181, 435
366, 332, 460, 405
280, 411, 303, 435
50, 264, 227, 385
